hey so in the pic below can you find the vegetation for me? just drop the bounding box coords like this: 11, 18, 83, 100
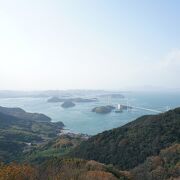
0, 162, 38, 180
0, 105, 179, 179
92, 106, 115, 114
131, 143, 180, 180
0, 144, 179, 180
0, 106, 52, 122
0, 107, 64, 162
24, 134, 87, 164
38, 158, 129, 180
0, 158, 128, 180
70, 108, 180, 170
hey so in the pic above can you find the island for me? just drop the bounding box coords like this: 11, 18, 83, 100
99, 93, 124, 98
72, 97, 98, 102
47, 97, 98, 103
47, 97, 64, 103
61, 101, 75, 108
92, 105, 115, 114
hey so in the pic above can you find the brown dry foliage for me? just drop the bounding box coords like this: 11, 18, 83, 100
81, 170, 118, 180
0, 163, 38, 180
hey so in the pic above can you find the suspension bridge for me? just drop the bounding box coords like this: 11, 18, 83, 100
122, 105, 163, 113
116, 104, 170, 113
106, 96, 170, 113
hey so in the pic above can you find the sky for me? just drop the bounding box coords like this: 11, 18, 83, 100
0, 0, 180, 91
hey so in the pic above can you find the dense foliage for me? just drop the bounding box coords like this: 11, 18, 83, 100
70, 108, 180, 170
0, 105, 180, 179
0, 107, 64, 162
0, 162, 38, 180
131, 144, 180, 180
0, 158, 128, 180
0, 144, 179, 180
39, 158, 128, 180
24, 134, 87, 164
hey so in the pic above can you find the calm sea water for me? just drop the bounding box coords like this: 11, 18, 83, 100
0, 91, 179, 135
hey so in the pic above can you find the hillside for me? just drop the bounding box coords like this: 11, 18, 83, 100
24, 133, 88, 164
0, 106, 51, 122
0, 107, 64, 162
131, 143, 180, 180
0, 144, 179, 180
0, 158, 129, 180
0, 106, 179, 179
70, 108, 180, 170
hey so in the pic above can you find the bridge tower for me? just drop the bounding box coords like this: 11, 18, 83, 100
126, 98, 130, 111
166, 106, 170, 111
107, 96, 111, 105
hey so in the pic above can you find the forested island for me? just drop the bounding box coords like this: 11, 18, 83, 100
47, 97, 98, 103
92, 105, 115, 114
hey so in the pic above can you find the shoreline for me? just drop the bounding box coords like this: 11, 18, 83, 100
59, 128, 90, 140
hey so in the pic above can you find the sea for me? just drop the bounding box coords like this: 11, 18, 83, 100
0, 91, 179, 135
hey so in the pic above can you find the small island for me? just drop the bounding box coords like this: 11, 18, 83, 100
72, 97, 98, 103
61, 101, 75, 108
92, 105, 115, 114
47, 97, 64, 103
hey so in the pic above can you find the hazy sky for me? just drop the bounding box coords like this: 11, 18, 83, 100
0, 0, 180, 90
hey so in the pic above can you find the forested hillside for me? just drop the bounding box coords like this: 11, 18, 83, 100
0, 107, 64, 162
70, 108, 180, 170
0, 158, 129, 180
0, 144, 179, 180
130, 143, 180, 180
0, 106, 179, 179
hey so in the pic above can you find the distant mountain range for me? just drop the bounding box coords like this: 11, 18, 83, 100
0, 90, 126, 98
